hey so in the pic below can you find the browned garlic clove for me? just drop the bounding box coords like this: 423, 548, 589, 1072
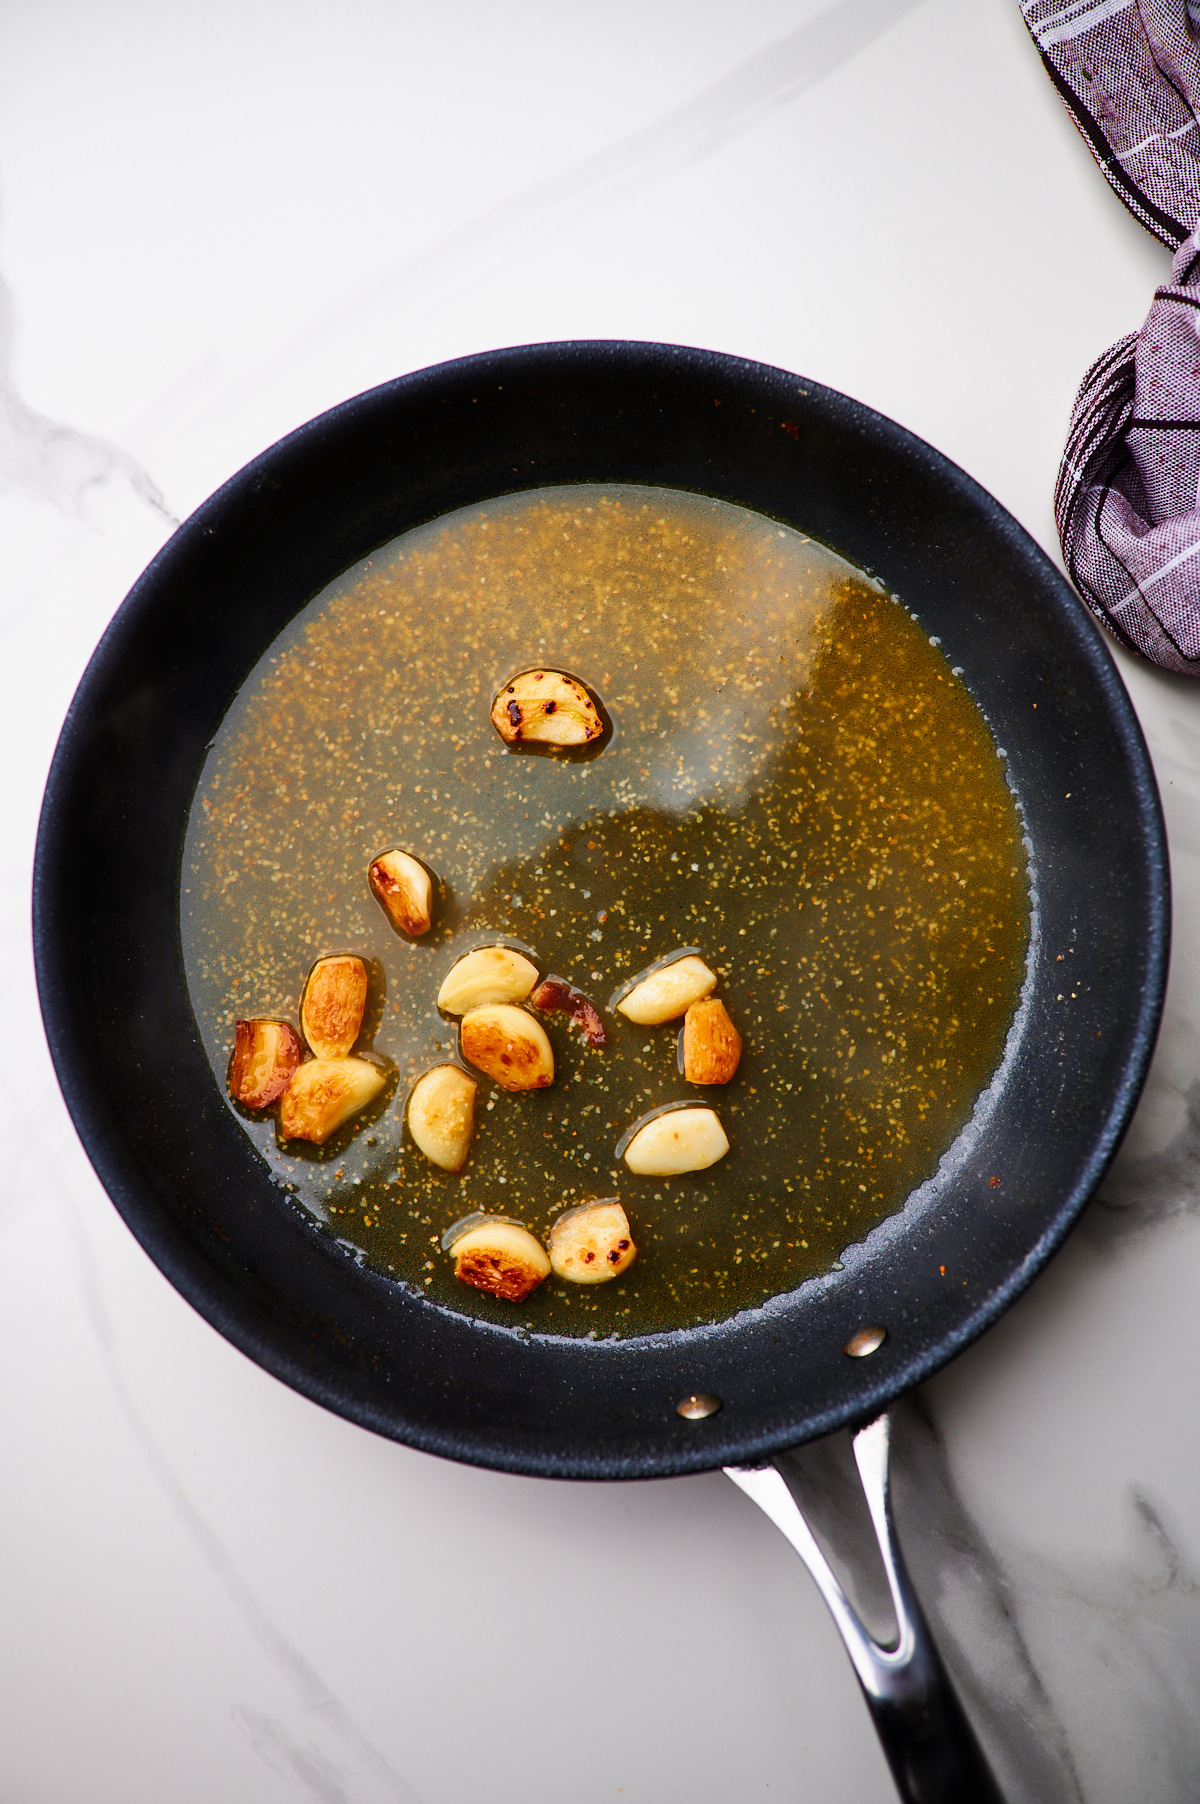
278, 1056, 387, 1144
300, 954, 369, 1059
621, 1105, 729, 1176
490, 669, 604, 747
460, 1004, 554, 1092
437, 945, 539, 1013
228, 1019, 305, 1109
548, 1199, 636, 1284
613, 952, 717, 1025
368, 849, 434, 937
443, 1215, 550, 1301
681, 997, 742, 1085
407, 1065, 477, 1171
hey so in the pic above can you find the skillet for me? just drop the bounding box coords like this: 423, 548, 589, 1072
33, 341, 1168, 1801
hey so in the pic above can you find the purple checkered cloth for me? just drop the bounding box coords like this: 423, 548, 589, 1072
1022, 0, 1200, 671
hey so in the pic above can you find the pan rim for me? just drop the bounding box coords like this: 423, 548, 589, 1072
33, 339, 1170, 1479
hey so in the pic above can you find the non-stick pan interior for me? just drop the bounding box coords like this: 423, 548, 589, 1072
33, 342, 1167, 1479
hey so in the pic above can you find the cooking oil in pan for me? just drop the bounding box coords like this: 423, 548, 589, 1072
181, 485, 1029, 1335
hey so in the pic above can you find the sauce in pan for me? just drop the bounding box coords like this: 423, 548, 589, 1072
182, 485, 1030, 1335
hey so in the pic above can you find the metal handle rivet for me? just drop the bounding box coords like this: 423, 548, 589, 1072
843, 1325, 887, 1358
676, 1393, 722, 1419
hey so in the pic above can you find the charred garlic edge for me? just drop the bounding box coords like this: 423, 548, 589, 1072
489, 667, 606, 749
441, 1210, 525, 1252
547, 1198, 636, 1284
368, 848, 435, 937
442, 1216, 552, 1298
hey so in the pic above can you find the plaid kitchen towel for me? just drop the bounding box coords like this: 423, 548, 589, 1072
1022, 0, 1200, 672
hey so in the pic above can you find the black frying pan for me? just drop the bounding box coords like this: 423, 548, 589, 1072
33, 342, 1168, 1802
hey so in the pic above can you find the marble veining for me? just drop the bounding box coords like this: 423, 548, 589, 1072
890, 1396, 1086, 1804
61, 1180, 420, 1804
1087, 1080, 1200, 1249
0, 260, 171, 522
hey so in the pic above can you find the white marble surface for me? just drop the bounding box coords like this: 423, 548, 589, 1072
2, 2, 1198, 1799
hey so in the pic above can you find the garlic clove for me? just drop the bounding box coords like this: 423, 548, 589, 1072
614, 953, 717, 1025
368, 849, 434, 937
228, 1019, 304, 1109
621, 1105, 729, 1176
300, 954, 369, 1058
548, 1199, 636, 1284
444, 1217, 550, 1300
407, 1065, 477, 1170
682, 997, 742, 1085
460, 1004, 554, 1091
490, 669, 604, 747
278, 1056, 387, 1144
437, 945, 539, 1013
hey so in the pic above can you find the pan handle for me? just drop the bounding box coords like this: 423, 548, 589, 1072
725, 1412, 1003, 1804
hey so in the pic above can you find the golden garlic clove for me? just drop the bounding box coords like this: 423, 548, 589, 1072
460, 1004, 554, 1091
407, 1065, 477, 1171
278, 1056, 387, 1144
443, 1216, 551, 1301
682, 998, 742, 1085
621, 1105, 729, 1176
228, 1019, 305, 1109
490, 669, 604, 747
548, 1199, 636, 1284
437, 945, 539, 1013
368, 849, 434, 937
613, 952, 717, 1025
300, 954, 369, 1059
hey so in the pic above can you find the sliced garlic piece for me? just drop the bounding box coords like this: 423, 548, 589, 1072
460, 1004, 554, 1091
407, 1065, 476, 1171
621, 1105, 729, 1176
369, 849, 434, 937
228, 1019, 304, 1109
437, 945, 539, 1013
490, 668, 604, 747
445, 1217, 550, 1301
300, 954, 368, 1058
278, 1056, 387, 1144
614, 954, 717, 1025
548, 1199, 636, 1284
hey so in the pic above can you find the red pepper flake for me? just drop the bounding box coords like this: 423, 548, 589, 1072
988, 1175, 1000, 1188
531, 975, 606, 1047
939, 1265, 946, 1276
